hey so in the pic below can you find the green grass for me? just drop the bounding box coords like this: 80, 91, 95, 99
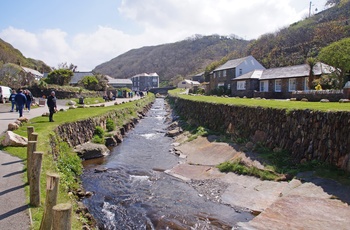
1, 94, 155, 229
169, 89, 350, 112
69, 96, 105, 105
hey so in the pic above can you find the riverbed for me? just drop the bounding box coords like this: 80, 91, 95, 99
81, 98, 253, 229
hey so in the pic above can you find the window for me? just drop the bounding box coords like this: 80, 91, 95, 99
260, 81, 268, 92
289, 78, 296, 91
275, 79, 281, 92
237, 81, 246, 90
223, 70, 227, 77
239, 69, 243, 76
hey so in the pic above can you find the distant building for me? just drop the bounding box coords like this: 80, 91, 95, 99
105, 76, 132, 89
231, 62, 334, 99
191, 71, 205, 83
130, 72, 159, 91
177, 79, 200, 89
69, 72, 94, 86
210, 56, 265, 92
22, 66, 44, 81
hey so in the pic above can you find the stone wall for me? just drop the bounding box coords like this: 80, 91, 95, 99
54, 102, 153, 147
170, 96, 350, 171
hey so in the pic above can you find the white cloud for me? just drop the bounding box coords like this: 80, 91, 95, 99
1, 0, 326, 71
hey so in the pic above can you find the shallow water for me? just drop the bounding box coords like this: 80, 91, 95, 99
81, 98, 252, 229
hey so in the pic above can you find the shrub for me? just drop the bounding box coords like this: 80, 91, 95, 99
106, 118, 115, 132
92, 135, 104, 144
94, 126, 104, 138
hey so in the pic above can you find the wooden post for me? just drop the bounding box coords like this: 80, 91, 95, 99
52, 203, 72, 230
40, 173, 60, 230
29, 151, 43, 207
29, 132, 38, 142
27, 141, 37, 183
27, 126, 34, 139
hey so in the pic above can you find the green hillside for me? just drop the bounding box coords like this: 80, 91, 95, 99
0, 38, 51, 73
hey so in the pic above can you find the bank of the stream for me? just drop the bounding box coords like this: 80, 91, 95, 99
1, 94, 154, 229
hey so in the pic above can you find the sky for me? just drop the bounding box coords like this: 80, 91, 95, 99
0, 0, 328, 71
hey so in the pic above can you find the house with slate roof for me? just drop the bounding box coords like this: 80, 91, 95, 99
130, 72, 159, 91
22, 66, 44, 81
210, 56, 265, 93
69, 72, 94, 86
105, 76, 132, 89
231, 62, 334, 99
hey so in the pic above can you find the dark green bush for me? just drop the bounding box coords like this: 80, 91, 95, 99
106, 118, 115, 132
94, 126, 104, 138
92, 135, 104, 144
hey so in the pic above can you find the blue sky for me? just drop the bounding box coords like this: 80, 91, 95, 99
0, 0, 328, 71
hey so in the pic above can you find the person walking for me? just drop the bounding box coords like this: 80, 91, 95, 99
24, 89, 33, 112
14, 89, 27, 117
9, 89, 17, 112
47, 91, 57, 122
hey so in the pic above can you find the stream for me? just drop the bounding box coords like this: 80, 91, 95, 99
81, 98, 253, 229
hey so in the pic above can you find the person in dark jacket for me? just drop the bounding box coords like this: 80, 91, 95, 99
24, 89, 33, 112
14, 89, 27, 117
9, 89, 17, 112
47, 91, 57, 122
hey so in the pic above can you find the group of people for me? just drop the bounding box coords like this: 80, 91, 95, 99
10, 89, 57, 122
10, 89, 33, 116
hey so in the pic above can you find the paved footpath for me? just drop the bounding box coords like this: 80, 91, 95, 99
0, 97, 140, 230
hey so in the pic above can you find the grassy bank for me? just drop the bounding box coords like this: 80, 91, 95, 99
1, 94, 154, 229
170, 89, 350, 112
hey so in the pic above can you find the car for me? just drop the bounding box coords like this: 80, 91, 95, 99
0, 86, 12, 103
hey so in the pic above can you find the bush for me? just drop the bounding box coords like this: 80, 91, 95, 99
93, 126, 104, 138
92, 135, 104, 144
106, 119, 115, 132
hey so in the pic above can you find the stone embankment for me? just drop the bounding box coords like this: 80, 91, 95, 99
53, 101, 153, 159
169, 96, 350, 172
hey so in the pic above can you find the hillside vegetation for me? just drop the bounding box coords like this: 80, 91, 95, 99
0, 38, 51, 72
94, 1, 350, 83
94, 34, 249, 82
248, 0, 350, 69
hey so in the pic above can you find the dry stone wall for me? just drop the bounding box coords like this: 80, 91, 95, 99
171, 96, 350, 172
55, 103, 153, 147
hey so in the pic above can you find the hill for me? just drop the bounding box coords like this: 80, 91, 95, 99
94, 1, 350, 83
0, 38, 51, 73
246, 0, 350, 69
93, 35, 249, 82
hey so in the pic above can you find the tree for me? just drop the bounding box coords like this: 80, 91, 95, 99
79, 76, 99, 90
306, 57, 317, 89
318, 37, 350, 88
45, 69, 73, 86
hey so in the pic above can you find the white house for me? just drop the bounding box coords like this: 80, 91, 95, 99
177, 79, 200, 89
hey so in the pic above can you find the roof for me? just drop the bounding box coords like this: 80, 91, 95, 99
22, 66, 43, 77
193, 71, 205, 77
70, 72, 94, 84
233, 70, 264, 81
260, 62, 333, 80
107, 77, 132, 85
131, 72, 159, 78
214, 56, 252, 72
182, 79, 200, 85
